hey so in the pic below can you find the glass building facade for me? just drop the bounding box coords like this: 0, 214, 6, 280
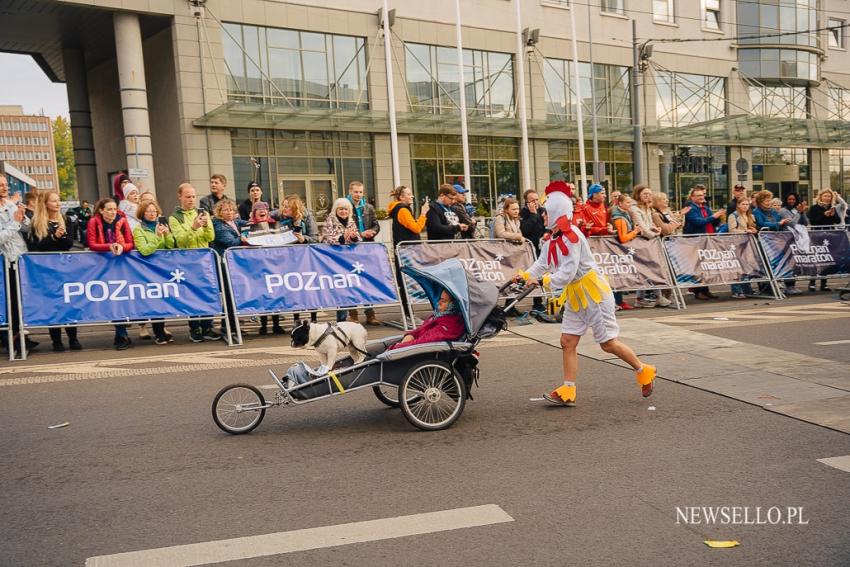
736, 0, 820, 85
543, 59, 631, 124
658, 145, 729, 209
230, 129, 375, 219
548, 141, 633, 194
404, 43, 515, 117
655, 71, 726, 127
410, 135, 518, 212
221, 23, 369, 109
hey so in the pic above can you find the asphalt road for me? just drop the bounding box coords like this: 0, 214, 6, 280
2, 304, 850, 566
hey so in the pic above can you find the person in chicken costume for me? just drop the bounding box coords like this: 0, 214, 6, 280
518, 181, 656, 406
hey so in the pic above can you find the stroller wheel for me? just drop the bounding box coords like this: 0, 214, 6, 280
212, 384, 266, 435
373, 384, 402, 407
399, 361, 466, 431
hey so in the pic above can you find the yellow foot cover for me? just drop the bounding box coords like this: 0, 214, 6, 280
636, 364, 656, 386
543, 385, 576, 405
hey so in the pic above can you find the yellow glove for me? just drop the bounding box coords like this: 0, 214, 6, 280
541, 274, 552, 289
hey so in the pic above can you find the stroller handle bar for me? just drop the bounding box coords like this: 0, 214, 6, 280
502, 281, 539, 313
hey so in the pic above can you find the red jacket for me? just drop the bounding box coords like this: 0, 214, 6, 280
577, 200, 611, 236
389, 313, 465, 349
86, 214, 135, 252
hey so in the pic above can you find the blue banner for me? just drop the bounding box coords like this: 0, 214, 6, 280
18, 249, 224, 326
225, 243, 398, 314
0, 256, 7, 328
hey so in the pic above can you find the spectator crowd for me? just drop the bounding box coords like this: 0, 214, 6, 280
0, 170, 846, 357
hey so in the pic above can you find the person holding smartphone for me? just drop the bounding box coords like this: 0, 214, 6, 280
132, 200, 176, 345
169, 183, 219, 343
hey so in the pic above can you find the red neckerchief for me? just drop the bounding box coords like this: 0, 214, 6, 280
547, 216, 579, 266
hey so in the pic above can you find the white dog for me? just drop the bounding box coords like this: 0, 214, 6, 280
290, 320, 369, 372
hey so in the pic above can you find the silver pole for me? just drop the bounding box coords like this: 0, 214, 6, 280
454, 0, 472, 204
631, 19, 644, 185
587, 1, 601, 184
382, 0, 401, 187
515, 0, 531, 192
569, 4, 588, 200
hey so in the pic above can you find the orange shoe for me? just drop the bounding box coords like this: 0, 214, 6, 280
636, 364, 656, 398
543, 384, 576, 407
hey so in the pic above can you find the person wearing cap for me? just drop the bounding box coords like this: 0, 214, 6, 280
450, 183, 476, 239
515, 181, 657, 407
118, 183, 141, 230
200, 173, 230, 215
248, 201, 277, 233
426, 184, 468, 240
726, 184, 747, 217
239, 181, 263, 221
575, 183, 613, 237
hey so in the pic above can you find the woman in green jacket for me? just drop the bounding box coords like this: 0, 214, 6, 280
133, 200, 176, 345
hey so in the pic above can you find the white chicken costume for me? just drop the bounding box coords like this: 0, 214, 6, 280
523, 181, 619, 342
520, 181, 656, 406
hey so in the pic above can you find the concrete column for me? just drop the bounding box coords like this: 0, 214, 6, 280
62, 48, 99, 203
114, 12, 156, 193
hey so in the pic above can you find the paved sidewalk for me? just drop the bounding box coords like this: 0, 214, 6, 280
509, 318, 850, 435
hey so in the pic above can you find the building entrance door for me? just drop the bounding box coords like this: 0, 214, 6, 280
278, 176, 336, 223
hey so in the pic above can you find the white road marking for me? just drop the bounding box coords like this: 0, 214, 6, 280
813, 339, 850, 346
817, 455, 850, 473
85, 504, 514, 567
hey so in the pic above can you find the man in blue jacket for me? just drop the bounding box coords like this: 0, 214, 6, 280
683, 185, 724, 300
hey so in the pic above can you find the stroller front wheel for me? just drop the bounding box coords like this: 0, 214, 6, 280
212, 384, 266, 435
399, 361, 466, 431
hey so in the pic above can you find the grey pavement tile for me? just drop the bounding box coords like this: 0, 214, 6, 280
685, 371, 848, 407
767, 396, 850, 434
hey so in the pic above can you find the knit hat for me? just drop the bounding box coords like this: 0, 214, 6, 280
587, 183, 604, 198
252, 201, 269, 212
123, 183, 139, 197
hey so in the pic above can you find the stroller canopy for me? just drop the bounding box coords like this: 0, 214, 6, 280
402, 258, 500, 336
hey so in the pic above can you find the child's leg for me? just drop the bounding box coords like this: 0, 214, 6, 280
599, 338, 641, 370
560, 333, 580, 382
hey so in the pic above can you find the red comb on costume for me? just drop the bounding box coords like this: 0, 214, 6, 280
544, 180, 574, 198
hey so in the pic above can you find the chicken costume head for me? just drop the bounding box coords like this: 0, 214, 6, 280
543, 180, 575, 233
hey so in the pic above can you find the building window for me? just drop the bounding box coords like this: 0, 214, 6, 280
541, 0, 570, 7
404, 43, 515, 118
828, 19, 846, 49
748, 85, 808, 118
830, 150, 850, 194
703, 0, 721, 30
543, 59, 631, 124
230, 129, 374, 220
653, 0, 675, 24
221, 23, 369, 109
410, 134, 518, 214
827, 87, 850, 120
655, 71, 726, 127
601, 0, 625, 16
549, 141, 633, 194
658, 145, 729, 209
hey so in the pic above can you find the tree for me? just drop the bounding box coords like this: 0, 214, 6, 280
53, 116, 77, 200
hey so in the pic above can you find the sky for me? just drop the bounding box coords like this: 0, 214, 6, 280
0, 53, 70, 118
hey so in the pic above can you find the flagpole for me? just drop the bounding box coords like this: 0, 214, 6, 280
382, 0, 401, 188
515, 0, 531, 193
587, 1, 601, 185
569, 3, 588, 200
454, 0, 472, 204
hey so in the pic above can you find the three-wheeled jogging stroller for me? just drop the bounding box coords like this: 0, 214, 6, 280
211, 258, 536, 433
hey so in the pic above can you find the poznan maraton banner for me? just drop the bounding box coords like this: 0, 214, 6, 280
587, 237, 674, 291
397, 239, 538, 303
225, 243, 398, 314
664, 234, 769, 286
758, 230, 850, 279
18, 249, 224, 327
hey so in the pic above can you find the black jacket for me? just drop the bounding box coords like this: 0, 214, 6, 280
425, 202, 461, 240
27, 221, 74, 252
520, 206, 547, 253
